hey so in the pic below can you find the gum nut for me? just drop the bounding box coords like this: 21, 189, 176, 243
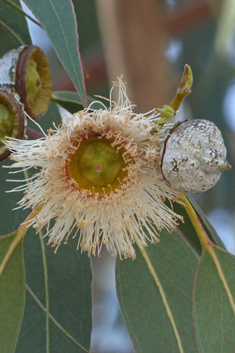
161, 119, 231, 193
15, 45, 52, 120
0, 89, 26, 161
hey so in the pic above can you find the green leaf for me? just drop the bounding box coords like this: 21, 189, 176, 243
23, 0, 87, 107
0, 231, 25, 353
0, 0, 31, 56
52, 91, 95, 114
173, 200, 202, 256
0, 160, 30, 236
71, 0, 101, 52
15, 229, 92, 353
116, 229, 199, 353
172, 194, 226, 257
187, 194, 226, 249
192, 244, 235, 353
0, 21, 24, 56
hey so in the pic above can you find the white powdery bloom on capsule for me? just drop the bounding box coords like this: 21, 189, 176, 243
5, 78, 182, 259
160, 119, 231, 193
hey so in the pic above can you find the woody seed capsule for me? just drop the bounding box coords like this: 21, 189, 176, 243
0, 89, 26, 161
0, 45, 52, 120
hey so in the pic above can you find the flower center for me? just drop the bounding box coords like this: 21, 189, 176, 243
67, 136, 128, 196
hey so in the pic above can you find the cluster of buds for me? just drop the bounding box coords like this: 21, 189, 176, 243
0, 45, 52, 160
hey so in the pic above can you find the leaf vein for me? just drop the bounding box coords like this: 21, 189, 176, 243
140, 248, 185, 353
26, 284, 89, 353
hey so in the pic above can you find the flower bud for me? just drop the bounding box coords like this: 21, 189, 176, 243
0, 45, 52, 120
0, 89, 26, 161
160, 119, 231, 193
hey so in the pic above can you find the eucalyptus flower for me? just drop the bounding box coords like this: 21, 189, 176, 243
5, 79, 182, 259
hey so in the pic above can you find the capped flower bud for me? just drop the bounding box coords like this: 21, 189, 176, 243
160, 119, 231, 193
0, 89, 26, 161
0, 45, 52, 120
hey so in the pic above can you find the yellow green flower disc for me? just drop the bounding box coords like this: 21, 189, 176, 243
67, 136, 128, 196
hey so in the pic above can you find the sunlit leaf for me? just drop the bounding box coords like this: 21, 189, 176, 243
116, 230, 199, 353
192, 244, 235, 353
0, 231, 25, 353
23, 0, 87, 107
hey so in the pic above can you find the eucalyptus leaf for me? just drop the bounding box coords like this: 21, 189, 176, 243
172, 194, 226, 257
192, 244, 235, 353
0, 231, 25, 353
71, 0, 101, 52
186, 194, 226, 250
0, 0, 31, 57
116, 230, 199, 353
23, 0, 87, 107
172, 199, 202, 256
0, 22, 24, 56
15, 229, 92, 353
52, 91, 94, 114
0, 159, 29, 236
